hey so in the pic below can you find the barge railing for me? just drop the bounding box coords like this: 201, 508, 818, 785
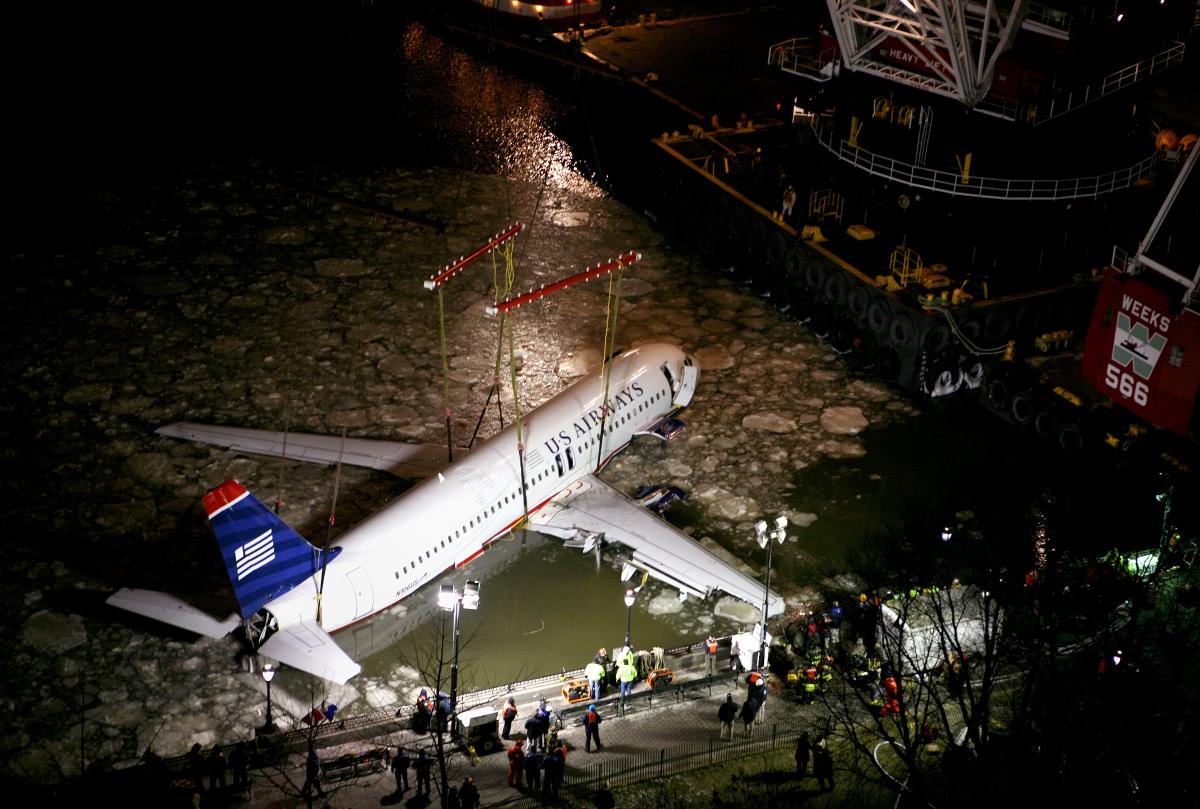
808, 116, 1162, 201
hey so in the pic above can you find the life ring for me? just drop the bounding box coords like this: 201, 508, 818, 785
804, 256, 828, 290
824, 272, 848, 306
867, 301, 891, 335
1034, 408, 1058, 439
983, 310, 1013, 343
847, 285, 869, 320
1057, 422, 1083, 456
922, 322, 950, 354
1010, 391, 1035, 426
889, 313, 917, 349
986, 378, 1009, 409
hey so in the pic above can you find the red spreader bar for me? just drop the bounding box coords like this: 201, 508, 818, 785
485, 251, 641, 316
423, 222, 524, 290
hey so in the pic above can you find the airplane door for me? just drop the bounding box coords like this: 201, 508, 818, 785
674, 362, 698, 407
346, 567, 374, 619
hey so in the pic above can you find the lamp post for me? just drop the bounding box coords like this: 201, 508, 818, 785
437, 580, 481, 735
623, 587, 637, 649
755, 516, 787, 671
259, 663, 277, 735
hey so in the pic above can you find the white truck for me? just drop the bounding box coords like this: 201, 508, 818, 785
876, 585, 998, 673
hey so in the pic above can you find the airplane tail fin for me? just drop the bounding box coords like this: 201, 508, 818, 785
204, 479, 335, 619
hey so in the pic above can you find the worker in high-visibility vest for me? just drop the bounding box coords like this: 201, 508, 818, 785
802, 665, 818, 704
585, 660, 605, 701
617, 658, 638, 704
705, 636, 719, 678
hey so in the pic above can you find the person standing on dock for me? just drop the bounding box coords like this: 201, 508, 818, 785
586, 658, 606, 701
794, 732, 811, 778
502, 696, 518, 739
506, 739, 525, 788
718, 693, 737, 740
782, 185, 797, 220
583, 704, 604, 752
705, 636, 719, 677
390, 747, 410, 795
414, 749, 433, 798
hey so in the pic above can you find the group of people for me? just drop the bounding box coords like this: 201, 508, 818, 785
793, 732, 835, 792
413, 688, 454, 735
585, 646, 640, 704
389, 746, 438, 801
506, 737, 568, 799
182, 741, 251, 796
716, 670, 770, 739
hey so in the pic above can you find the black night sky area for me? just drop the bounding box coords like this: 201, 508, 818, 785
9, 3, 401, 178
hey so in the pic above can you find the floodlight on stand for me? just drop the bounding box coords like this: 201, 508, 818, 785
462, 580, 481, 610
261, 663, 276, 684
624, 588, 637, 608
755, 519, 768, 549
438, 583, 456, 611
941, 526, 953, 542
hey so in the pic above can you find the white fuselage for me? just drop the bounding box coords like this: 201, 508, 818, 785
266, 343, 691, 633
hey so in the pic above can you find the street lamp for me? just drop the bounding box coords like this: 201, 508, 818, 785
438, 580, 481, 735
623, 587, 637, 648
755, 516, 787, 671
259, 663, 277, 735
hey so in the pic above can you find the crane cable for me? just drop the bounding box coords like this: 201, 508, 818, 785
316, 428, 347, 626
468, 238, 519, 448
507, 144, 556, 525
594, 265, 624, 470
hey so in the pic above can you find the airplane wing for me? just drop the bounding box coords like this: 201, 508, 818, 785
528, 476, 784, 617
156, 422, 465, 480
106, 588, 242, 638
259, 619, 363, 685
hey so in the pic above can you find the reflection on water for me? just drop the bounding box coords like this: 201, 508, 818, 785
398, 23, 606, 198
357, 532, 742, 685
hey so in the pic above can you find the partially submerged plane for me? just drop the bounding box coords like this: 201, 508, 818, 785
107, 343, 784, 683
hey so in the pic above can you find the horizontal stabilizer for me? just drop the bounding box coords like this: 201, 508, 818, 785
106, 588, 241, 639
260, 619, 362, 684
156, 422, 465, 481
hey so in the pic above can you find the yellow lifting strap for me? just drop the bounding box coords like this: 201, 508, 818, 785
595, 266, 624, 469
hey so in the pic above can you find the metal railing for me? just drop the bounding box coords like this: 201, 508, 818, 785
504, 718, 815, 808
1035, 41, 1186, 124
808, 116, 1161, 201
767, 38, 838, 82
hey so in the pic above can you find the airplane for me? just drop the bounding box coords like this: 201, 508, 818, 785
106, 342, 785, 683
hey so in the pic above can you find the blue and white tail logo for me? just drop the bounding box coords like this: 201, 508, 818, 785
203, 480, 338, 619
234, 529, 276, 580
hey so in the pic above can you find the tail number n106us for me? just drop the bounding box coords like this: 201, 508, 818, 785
1105, 364, 1149, 406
